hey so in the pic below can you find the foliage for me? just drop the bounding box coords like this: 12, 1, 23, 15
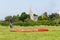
19, 12, 30, 22
42, 12, 48, 20
0, 21, 9, 26
0, 12, 60, 26
12, 14, 20, 22
5, 16, 12, 21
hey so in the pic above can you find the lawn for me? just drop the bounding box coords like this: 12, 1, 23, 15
0, 25, 60, 40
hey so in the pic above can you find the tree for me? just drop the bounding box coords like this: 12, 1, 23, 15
49, 13, 59, 20
38, 16, 42, 20
12, 14, 20, 22
42, 12, 48, 20
5, 16, 12, 22
19, 12, 30, 22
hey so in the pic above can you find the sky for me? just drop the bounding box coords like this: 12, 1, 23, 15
0, 0, 60, 20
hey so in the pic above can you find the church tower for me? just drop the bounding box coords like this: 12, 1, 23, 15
29, 8, 34, 20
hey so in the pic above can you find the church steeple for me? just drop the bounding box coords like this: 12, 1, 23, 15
29, 8, 34, 20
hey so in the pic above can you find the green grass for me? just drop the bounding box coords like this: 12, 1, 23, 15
0, 25, 60, 40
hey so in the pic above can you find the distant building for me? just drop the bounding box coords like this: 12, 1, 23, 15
29, 8, 34, 20
34, 16, 38, 21
29, 8, 38, 21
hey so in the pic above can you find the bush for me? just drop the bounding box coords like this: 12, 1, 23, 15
0, 19, 59, 26
13, 21, 23, 26
0, 21, 9, 26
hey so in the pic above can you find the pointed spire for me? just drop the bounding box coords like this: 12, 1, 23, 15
29, 8, 34, 20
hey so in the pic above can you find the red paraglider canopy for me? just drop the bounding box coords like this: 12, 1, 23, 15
10, 28, 48, 32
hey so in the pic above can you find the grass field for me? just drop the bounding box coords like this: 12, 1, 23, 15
0, 25, 60, 40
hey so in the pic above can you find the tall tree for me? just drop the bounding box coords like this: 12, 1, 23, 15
12, 14, 20, 22
19, 12, 29, 22
5, 16, 12, 22
42, 12, 48, 20
49, 13, 59, 20
38, 16, 42, 20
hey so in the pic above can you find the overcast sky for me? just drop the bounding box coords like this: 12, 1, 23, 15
0, 0, 60, 20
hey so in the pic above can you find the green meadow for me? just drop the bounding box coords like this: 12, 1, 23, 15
0, 25, 60, 40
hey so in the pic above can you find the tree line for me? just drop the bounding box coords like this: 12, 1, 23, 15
0, 12, 60, 26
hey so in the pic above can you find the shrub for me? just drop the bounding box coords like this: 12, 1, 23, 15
0, 21, 9, 26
